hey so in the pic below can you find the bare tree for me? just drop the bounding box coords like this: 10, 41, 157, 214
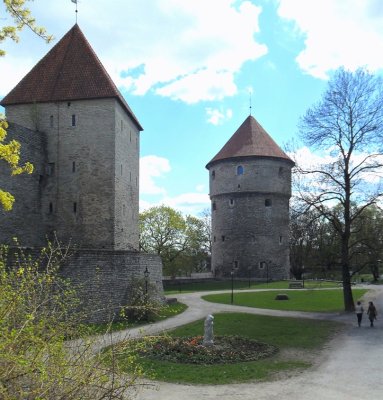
296, 68, 383, 311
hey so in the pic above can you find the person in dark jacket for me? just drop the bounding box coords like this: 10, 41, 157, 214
367, 301, 377, 327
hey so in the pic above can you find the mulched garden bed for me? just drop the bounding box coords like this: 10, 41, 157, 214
136, 335, 278, 364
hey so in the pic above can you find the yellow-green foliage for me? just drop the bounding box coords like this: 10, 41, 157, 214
0, 0, 53, 56
0, 239, 143, 399
0, 119, 34, 211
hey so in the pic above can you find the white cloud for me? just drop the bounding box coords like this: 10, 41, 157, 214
206, 107, 233, 125
161, 192, 211, 216
291, 146, 383, 187
1, 0, 267, 103
0, 56, 36, 98
140, 155, 171, 195
277, 0, 383, 79
139, 191, 210, 216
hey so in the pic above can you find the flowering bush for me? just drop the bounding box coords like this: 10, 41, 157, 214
136, 335, 278, 364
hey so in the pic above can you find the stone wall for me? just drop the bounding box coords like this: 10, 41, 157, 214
62, 249, 164, 323
208, 157, 293, 279
0, 123, 46, 246
5, 246, 164, 324
3, 98, 140, 250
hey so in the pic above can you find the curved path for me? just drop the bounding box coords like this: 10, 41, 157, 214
91, 286, 383, 399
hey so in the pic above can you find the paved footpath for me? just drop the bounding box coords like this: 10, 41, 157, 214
91, 286, 383, 400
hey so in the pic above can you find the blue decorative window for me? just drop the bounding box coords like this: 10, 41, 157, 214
237, 165, 244, 175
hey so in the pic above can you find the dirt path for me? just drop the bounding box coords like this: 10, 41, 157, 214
130, 286, 383, 400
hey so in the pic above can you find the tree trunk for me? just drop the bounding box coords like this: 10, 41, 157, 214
341, 236, 354, 311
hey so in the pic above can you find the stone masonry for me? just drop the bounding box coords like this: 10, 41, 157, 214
0, 24, 163, 322
206, 116, 294, 279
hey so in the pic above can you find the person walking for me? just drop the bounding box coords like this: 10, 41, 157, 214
367, 301, 377, 327
355, 301, 364, 327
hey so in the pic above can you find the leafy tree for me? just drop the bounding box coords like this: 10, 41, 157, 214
0, 120, 33, 210
0, 239, 142, 399
1, 0, 52, 210
0, 0, 53, 56
297, 68, 383, 311
350, 205, 383, 281
139, 205, 211, 277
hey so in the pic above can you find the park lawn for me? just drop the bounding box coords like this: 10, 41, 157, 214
164, 279, 339, 294
112, 312, 343, 384
202, 288, 368, 312
83, 302, 187, 336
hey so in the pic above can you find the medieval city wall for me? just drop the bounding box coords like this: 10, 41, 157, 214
61, 249, 164, 323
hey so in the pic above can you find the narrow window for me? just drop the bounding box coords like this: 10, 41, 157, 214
71, 114, 76, 127
212, 202, 217, 211
72, 161, 76, 173
46, 163, 55, 176
279, 167, 284, 177
49, 202, 53, 214
73, 202, 77, 213
130, 171, 132, 182
221, 235, 225, 242
237, 165, 244, 175
120, 164, 123, 175
67, 102, 71, 107
121, 120, 123, 132
265, 199, 272, 207
233, 260, 239, 269
49, 115, 53, 127
136, 176, 138, 186
237, 184, 241, 189
259, 261, 266, 270
279, 236, 283, 244
229, 199, 234, 206
212, 170, 215, 180
213, 236, 216, 242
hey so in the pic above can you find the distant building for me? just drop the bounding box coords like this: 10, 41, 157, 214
206, 115, 294, 280
0, 24, 163, 322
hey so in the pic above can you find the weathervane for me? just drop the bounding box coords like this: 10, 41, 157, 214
71, 0, 78, 23
249, 90, 252, 116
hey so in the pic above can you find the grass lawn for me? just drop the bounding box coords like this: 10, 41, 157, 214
164, 279, 339, 294
83, 302, 187, 336
202, 288, 368, 312
111, 312, 344, 384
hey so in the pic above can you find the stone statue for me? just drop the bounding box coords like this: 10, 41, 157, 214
203, 314, 214, 346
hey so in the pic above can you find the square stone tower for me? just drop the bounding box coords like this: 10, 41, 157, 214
0, 24, 142, 250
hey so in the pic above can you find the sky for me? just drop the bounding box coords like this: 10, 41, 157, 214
2, 0, 383, 216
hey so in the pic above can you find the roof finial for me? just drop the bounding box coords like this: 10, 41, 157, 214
71, 0, 78, 23
249, 89, 252, 116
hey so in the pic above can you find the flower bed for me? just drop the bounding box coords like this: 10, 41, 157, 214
137, 335, 278, 364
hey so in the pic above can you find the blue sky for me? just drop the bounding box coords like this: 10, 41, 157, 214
2, 0, 383, 215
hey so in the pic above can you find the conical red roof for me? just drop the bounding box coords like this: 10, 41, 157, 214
206, 115, 293, 168
1, 24, 142, 130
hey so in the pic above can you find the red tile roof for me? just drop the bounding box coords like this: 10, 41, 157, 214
1, 24, 143, 131
206, 115, 293, 168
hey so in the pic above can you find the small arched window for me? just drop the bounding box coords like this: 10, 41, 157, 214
212, 170, 215, 180
212, 202, 217, 211
265, 199, 272, 207
237, 165, 244, 175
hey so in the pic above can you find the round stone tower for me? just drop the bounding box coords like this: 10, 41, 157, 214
206, 115, 294, 280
